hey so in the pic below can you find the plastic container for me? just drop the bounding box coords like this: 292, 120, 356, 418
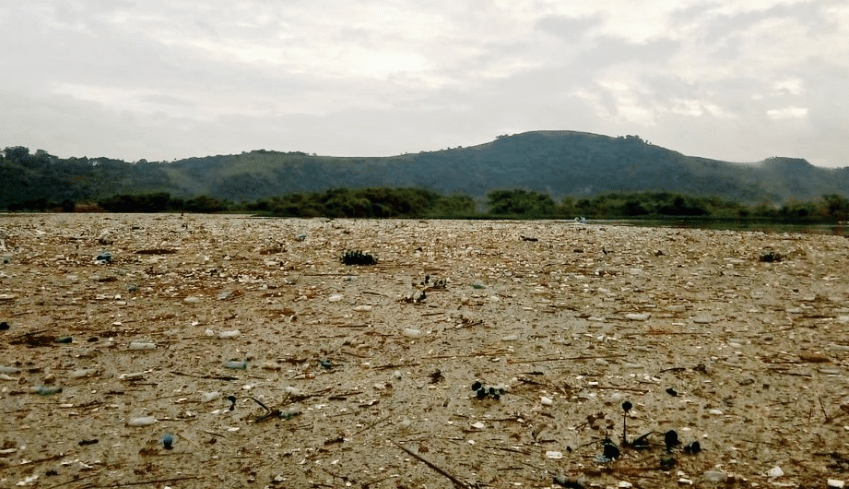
218, 330, 240, 339
69, 368, 97, 378
402, 328, 422, 338
224, 360, 247, 370
34, 386, 63, 395
201, 391, 221, 402
127, 416, 157, 426
129, 341, 157, 350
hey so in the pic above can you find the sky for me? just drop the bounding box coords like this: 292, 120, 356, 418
1, 0, 847, 167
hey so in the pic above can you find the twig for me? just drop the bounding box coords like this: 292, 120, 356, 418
766, 368, 812, 377
80, 475, 202, 488
819, 396, 831, 423
391, 440, 472, 489
171, 371, 239, 381
17, 453, 66, 466
362, 290, 388, 297
44, 473, 98, 489
591, 386, 649, 394
511, 354, 628, 364
658, 367, 688, 373
352, 414, 392, 436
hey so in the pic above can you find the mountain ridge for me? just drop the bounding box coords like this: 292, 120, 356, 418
1, 130, 847, 207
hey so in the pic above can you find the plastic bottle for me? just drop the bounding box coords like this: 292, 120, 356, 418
127, 416, 157, 426
224, 360, 247, 369
34, 386, 63, 395
201, 391, 221, 402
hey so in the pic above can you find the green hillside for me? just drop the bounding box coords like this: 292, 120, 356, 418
2, 131, 848, 208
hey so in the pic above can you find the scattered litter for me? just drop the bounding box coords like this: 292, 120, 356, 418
683, 441, 701, 454
161, 433, 174, 450
767, 466, 784, 478
664, 430, 680, 452
546, 450, 563, 459
403, 328, 422, 338
341, 250, 376, 266
703, 470, 726, 482
553, 476, 585, 488
69, 368, 97, 378
33, 386, 63, 395
127, 416, 157, 426
95, 252, 112, 264
201, 391, 221, 403
597, 438, 619, 462
225, 360, 247, 370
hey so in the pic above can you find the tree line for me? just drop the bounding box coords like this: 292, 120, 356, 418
3, 188, 849, 221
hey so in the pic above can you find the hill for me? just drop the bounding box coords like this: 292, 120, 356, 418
2, 130, 847, 207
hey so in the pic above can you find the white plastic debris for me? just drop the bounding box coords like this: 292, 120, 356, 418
470, 421, 485, 429
69, 368, 97, 378
545, 451, 563, 459
767, 466, 785, 478
201, 391, 221, 402
828, 479, 845, 488
703, 470, 726, 482
403, 328, 422, 338
128, 341, 156, 350
541, 396, 553, 406
218, 330, 240, 339
625, 313, 651, 321
328, 294, 343, 302
127, 416, 157, 426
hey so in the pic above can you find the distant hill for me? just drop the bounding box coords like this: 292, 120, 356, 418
2, 130, 847, 208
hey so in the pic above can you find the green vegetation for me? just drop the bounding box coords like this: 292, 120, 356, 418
4, 132, 849, 211
243, 187, 475, 218
5, 187, 848, 224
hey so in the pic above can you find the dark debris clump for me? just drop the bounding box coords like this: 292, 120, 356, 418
759, 250, 783, 263
341, 250, 377, 266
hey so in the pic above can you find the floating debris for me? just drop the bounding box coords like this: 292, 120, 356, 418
684, 441, 701, 454
161, 433, 175, 450
341, 250, 376, 266
664, 430, 680, 452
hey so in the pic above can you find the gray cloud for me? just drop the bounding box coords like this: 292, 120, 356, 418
1, 0, 846, 168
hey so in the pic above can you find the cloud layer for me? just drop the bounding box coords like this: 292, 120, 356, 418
1, 0, 846, 167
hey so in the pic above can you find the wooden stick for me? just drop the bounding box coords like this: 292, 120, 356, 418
391, 440, 472, 489
79, 475, 202, 488
511, 354, 628, 364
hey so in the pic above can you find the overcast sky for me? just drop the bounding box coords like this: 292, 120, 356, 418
1, 0, 847, 167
